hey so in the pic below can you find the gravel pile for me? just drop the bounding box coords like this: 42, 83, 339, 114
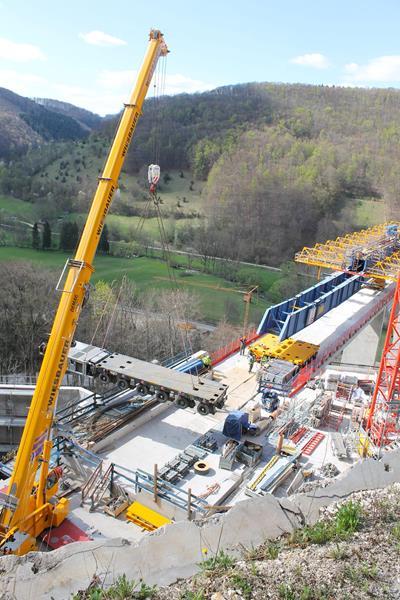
154, 484, 400, 600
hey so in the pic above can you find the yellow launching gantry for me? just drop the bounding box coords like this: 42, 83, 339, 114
294, 222, 400, 282
0, 30, 168, 555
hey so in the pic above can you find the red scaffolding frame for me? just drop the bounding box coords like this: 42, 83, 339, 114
366, 275, 400, 446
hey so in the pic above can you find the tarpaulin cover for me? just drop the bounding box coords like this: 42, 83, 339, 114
222, 410, 249, 441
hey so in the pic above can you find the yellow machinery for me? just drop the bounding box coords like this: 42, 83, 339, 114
249, 333, 319, 366
0, 30, 168, 555
126, 501, 172, 531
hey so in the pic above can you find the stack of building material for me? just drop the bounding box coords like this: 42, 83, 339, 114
246, 452, 299, 496
236, 441, 263, 467
301, 432, 325, 456
159, 444, 207, 483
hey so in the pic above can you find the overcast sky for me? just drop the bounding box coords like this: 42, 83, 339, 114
1, 0, 400, 115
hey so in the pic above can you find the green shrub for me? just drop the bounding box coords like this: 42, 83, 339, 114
199, 549, 235, 572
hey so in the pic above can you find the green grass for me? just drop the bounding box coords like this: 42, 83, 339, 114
0, 247, 273, 324
155, 170, 205, 212
148, 249, 281, 290
334, 500, 362, 535
352, 198, 386, 228
71, 574, 156, 599
199, 549, 235, 572
289, 501, 363, 547
0, 195, 37, 220
100, 214, 195, 240
278, 584, 332, 600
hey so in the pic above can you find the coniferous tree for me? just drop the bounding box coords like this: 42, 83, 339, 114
59, 221, 79, 251
98, 224, 110, 254
42, 220, 52, 250
71, 222, 79, 251
32, 222, 40, 250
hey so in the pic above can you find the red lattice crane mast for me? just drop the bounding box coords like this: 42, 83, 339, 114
366, 274, 400, 448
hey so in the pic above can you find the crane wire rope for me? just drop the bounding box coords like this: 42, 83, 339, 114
89, 279, 117, 346
149, 57, 198, 382
101, 276, 126, 349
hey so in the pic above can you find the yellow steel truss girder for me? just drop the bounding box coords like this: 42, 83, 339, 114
295, 222, 400, 281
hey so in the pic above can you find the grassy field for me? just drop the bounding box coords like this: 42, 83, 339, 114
0, 247, 277, 324
148, 248, 280, 289
352, 198, 386, 228
0, 195, 37, 220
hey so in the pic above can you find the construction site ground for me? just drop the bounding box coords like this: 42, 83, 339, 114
43, 352, 366, 548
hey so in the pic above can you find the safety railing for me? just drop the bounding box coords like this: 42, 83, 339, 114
289, 283, 393, 396
210, 328, 259, 366
111, 464, 208, 513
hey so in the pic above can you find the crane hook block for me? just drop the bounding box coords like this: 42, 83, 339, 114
148, 164, 160, 194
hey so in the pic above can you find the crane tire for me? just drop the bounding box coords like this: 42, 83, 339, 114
156, 390, 168, 403
99, 373, 110, 384
197, 403, 210, 416
117, 378, 128, 390
175, 396, 188, 409
137, 384, 149, 396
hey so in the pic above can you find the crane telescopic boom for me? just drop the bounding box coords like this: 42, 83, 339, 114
0, 29, 168, 555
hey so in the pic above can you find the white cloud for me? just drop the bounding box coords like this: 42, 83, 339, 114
79, 31, 127, 47
344, 55, 400, 82
1, 64, 216, 116
0, 37, 45, 62
97, 69, 137, 88
98, 69, 215, 96
52, 83, 123, 115
291, 53, 330, 69
0, 70, 46, 96
165, 73, 215, 94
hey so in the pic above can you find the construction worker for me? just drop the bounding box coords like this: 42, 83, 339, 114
202, 355, 212, 371
239, 336, 247, 355
248, 351, 255, 373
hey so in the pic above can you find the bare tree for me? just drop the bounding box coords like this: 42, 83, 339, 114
0, 263, 57, 374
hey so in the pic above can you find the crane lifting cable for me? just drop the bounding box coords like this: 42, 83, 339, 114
144, 60, 196, 372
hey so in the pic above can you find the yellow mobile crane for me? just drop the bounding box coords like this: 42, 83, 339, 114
0, 29, 168, 555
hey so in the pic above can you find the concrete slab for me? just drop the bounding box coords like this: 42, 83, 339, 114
212, 352, 260, 411
67, 493, 147, 544
178, 451, 246, 506
102, 404, 219, 472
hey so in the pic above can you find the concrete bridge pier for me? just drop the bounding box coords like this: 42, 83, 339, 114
340, 309, 386, 367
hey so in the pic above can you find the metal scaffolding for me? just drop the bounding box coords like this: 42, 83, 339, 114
366, 274, 400, 447
295, 222, 400, 281
295, 222, 400, 449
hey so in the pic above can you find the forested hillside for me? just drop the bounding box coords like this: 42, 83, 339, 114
0, 88, 99, 160
33, 98, 102, 131
1, 82, 398, 265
